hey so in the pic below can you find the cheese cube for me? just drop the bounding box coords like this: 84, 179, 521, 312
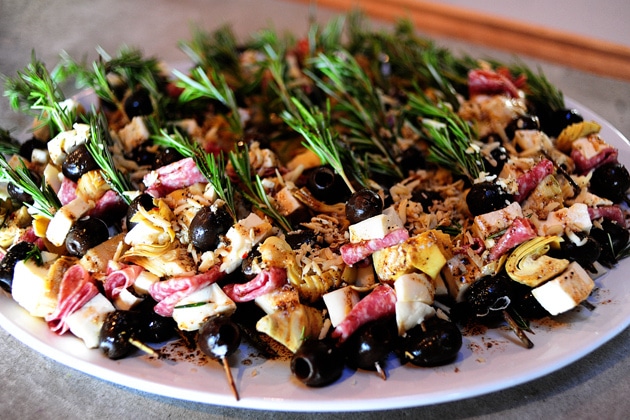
47, 123, 90, 165
472, 201, 523, 243
219, 213, 272, 274
532, 203, 592, 236
348, 208, 404, 243
394, 272, 435, 304
255, 284, 300, 315
395, 301, 436, 335
66, 293, 115, 348
11, 255, 57, 318
46, 196, 94, 247
132, 270, 160, 295
171, 283, 236, 331
117, 116, 150, 153
532, 262, 594, 316
323, 286, 360, 327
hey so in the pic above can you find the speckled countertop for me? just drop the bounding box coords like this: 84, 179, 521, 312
1, 1, 630, 419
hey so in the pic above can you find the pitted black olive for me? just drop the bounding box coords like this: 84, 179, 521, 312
65, 217, 110, 257
126, 193, 156, 230
411, 189, 442, 211
505, 114, 540, 140
62, 143, 99, 182
0, 241, 36, 292
18, 138, 47, 161
7, 170, 41, 205
189, 206, 233, 252
154, 147, 184, 168
400, 317, 462, 367
124, 88, 153, 118
291, 338, 344, 387
466, 182, 513, 216
589, 162, 630, 203
346, 188, 383, 224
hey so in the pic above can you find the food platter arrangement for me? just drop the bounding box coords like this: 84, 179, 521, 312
1, 12, 630, 410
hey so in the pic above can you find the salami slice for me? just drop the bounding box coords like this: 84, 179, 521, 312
222, 267, 287, 302
104, 262, 145, 300
331, 284, 397, 342
45, 264, 99, 334
143, 157, 207, 197
149, 265, 224, 316
340, 228, 409, 266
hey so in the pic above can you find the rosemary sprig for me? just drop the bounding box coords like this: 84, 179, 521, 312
24, 245, 43, 266
407, 94, 483, 180
178, 24, 241, 75
282, 98, 361, 193
85, 113, 133, 204
229, 144, 292, 232
173, 66, 242, 135
151, 127, 237, 222
0, 128, 20, 155
3, 52, 76, 136
304, 49, 403, 179
505, 60, 565, 112
0, 156, 61, 218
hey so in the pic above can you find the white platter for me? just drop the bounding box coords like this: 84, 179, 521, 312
1, 98, 629, 412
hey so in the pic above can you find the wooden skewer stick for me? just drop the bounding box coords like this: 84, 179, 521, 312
221, 356, 240, 401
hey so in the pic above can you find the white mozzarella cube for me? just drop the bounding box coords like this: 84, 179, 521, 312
348, 209, 404, 243
472, 201, 523, 243
532, 262, 594, 316
113, 288, 144, 311
171, 283, 236, 331
117, 117, 150, 153
532, 203, 592, 236
394, 272, 435, 304
66, 293, 115, 348
132, 271, 160, 295
255, 285, 300, 315
395, 301, 436, 335
47, 123, 90, 165
219, 213, 272, 274
323, 286, 360, 327
46, 196, 94, 246
11, 256, 57, 317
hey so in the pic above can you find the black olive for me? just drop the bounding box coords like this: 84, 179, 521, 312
0, 241, 36, 292
130, 142, 158, 167
291, 338, 344, 387
7, 170, 41, 205
509, 281, 550, 319
188, 206, 233, 252
306, 166, 350, 203
284, 229, 319, 249
541, 108, 583, 138
589, 162, 630, 203
135, 303, 177, 343
464, 274, 512, 317
18, 138, 47, 161
126, 193, 156, 230
62, 144, 99, 182
482, 145, 509, 176
154, 147, 184, 168
342, 317, 396, 372
411, 189, 442, 211
345, 188, 383, 224
197, 315, 241, 360
397, 145, 427, 173
590, 219, 630, 267
504, 114, 540, 140
547, 236, 600, 271
99, 310, 141, 360
465, 182, 513, 216
124, 88, 153, 119
65, 217, 110, 257
400, 317, 462, 367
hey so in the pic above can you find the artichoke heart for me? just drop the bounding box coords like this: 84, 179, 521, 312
555, 121, 601, 152
505, 236, 569, 287
256, 304, 323, 353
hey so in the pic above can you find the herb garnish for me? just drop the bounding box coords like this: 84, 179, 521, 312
229, 144, 292, 232
151, 128, 237, 221
85, 113, 133, 204
3, 52, 76, 137
0, 156, 61, 218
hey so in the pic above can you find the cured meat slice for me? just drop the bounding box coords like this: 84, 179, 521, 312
589, 205, 626, 227
149, 265, 224, 316
515, 159, 554, 202
331, 284, 397, 342
488, 217, 537, 261
45, 264, 99, 334
222, 267, 287, 302
571, 147, 618, 174
57, 177, 78, 205
340, 228, 409, 266
143, 157, 207, 197
468, 68, 521, 99
103, 262, 145, 299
